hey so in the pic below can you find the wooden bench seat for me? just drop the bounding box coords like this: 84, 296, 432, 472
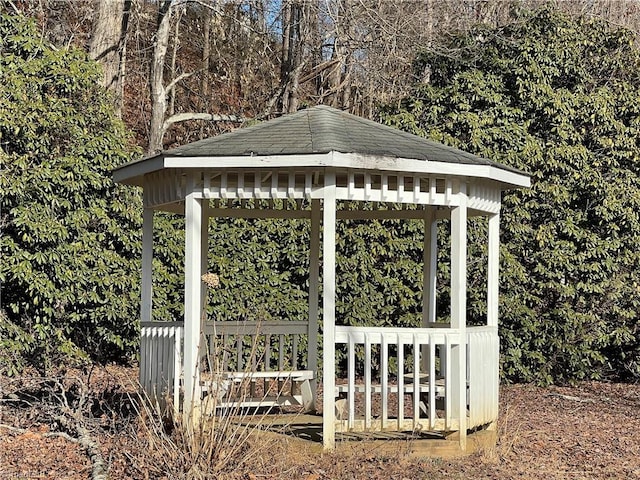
224, 370, 314, 381
335, 379, 445, 396
199, 320, 316, 412
202, 369, 315, 411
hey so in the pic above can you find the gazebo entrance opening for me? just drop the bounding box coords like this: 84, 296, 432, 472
114, 106, 529, 453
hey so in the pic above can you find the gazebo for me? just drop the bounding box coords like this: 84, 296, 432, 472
113, 105, 530, 452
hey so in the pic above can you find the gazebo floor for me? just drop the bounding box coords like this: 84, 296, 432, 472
231, 413, 497, 458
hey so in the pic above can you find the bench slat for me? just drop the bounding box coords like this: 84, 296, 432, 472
225, 370, 314, 381
335, 382, 445, 395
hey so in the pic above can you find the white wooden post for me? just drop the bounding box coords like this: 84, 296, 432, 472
308, 199, 320, 412
486, 211, 500, 430
140, 191, 154, 403
422, 208, 437, 326
183, 175, 203, 420
141, 205, 153, 324
487, 213, 500, 328
200, 201, 209, 370
422, 208, 437, 374
450, 183, 467, 450
322, 172, 337, 451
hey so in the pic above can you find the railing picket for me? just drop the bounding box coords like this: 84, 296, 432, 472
236, 335, 243, 370
292, 334, 299, 370
413, 334, 420, 425
265, 334, 271, 371
348, 334, 356, 429
429, 340, 436, 430
397, 336, 404, 429
279, 334, 285, 370
381, 334, 388, 429
153, 327, 160, 402
162, 327, 169, 397
222, 333, 229, 371
278, 333, 285, 393
364, 333, 372, 429
250, 334, 257, 397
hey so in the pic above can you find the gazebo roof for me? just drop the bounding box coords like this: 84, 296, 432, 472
114, 105, 530, 188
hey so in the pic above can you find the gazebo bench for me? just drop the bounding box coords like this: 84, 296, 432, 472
203, 370, 315, 411
335, 377, 446, 396
199, 320, 316, 412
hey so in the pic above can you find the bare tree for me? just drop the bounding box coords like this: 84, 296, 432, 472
89, 0, 131, 116
15, 0, 640, 150
147, 0, 250, 154
147, 0, 173, 154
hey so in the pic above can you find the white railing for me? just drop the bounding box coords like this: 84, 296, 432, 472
200, 320, 315, 410
334, 325, 499, 433
140, 320, 315, 412
139, 322, 183, 414
467, 326, 499, 429
201, 321, 309, 372
140, 322, 499, 431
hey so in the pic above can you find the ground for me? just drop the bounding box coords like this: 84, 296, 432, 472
0, 366, 639, 479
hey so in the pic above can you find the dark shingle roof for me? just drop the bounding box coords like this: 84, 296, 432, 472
161, 105, 516, 172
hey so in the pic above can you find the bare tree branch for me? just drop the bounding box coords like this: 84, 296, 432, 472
166, 71, 196, 95
162, 112, 246, 136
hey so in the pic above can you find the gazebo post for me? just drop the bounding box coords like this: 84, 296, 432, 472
200, 200, 209, 318
450, 184, 468, 450
139, 197, 154, 405
486, 212, 500, 430
200, 201, 209, 373
487, 213, 500, 328
183, 175, 204, 423
308, 199, 321, 412
322, 171, 337, 451
422, 208, 438, 327
422, 208, 437, 373
141, 202, 154, 325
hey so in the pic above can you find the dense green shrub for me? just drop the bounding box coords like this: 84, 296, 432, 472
382, 7, 640, 383
0, 14, 143, 373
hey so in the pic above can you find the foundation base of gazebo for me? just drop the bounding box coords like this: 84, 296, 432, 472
233, 413, 497, 458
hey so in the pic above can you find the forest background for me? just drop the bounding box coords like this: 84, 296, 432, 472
3, 0, 640, 386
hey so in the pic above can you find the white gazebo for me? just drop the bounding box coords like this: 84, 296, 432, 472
113, 105, 529, 452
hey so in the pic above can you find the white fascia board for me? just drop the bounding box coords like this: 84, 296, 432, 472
113, 156, 166, 185
163, 153, 334, 169
329, 152, 531, 188
141, 151, 530, 189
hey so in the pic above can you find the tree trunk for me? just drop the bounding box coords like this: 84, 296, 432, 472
169, 5, 185, 117
148, 1, 173, 155
89, 0, 130, 116
202, 8, 211, 101
279, 1, 311, 114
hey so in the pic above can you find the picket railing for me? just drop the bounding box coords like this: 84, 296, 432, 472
140, 322, 498, 433
334, 325, 499, 433
467, 326, 499, 428
200, 320, 315, 410
139, 322, 183, 414
140, 320, 315, 412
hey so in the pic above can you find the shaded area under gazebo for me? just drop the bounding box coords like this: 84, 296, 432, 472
113, 105, 529, 452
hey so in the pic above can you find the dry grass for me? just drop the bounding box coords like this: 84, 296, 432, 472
128, 328, 311, 479
3, 367, 640, 479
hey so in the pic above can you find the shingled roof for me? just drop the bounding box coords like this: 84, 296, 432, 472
114, 105, 530, 188
164, 105, 509, 170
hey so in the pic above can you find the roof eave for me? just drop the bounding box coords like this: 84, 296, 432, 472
112, 154, 165, 186
113, 151, 530, 190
